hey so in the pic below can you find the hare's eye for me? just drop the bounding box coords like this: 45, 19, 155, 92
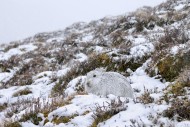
93, 75, 96, 77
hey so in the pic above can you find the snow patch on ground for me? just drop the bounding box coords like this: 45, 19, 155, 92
0, 43, 37, 60
174, 4, 185, 10
130, 43, 154, 58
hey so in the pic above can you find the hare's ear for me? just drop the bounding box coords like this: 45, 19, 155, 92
95, 68, 106, 72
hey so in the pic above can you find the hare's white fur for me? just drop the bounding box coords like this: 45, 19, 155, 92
85, 68, 134, 98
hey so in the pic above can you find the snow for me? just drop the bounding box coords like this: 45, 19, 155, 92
22, 122, 39, 127
70, 113, 93, 127
65, 76, 86, 96
32, 65, 169, 127
48, 104, 82, 120
174, 4, 185, 10
1, 1, 190, 126
56, 68, 71, 77
170, 44, 186, 55
74, 53, 88, 62
0, 86, 18, 104
0, 43, 189, 127
133, 36, 147, 45
0, 43, 37, 60
176, 121, 190, 127
130, 68, 166, 93
0, 48, 22, 61
18, 43, 37, 52
0, 71, 14, 83
94, 46, 104, 53
130, 43, 154, 58
33, 71, 53, 80
99, 102, 152, 127
81, 34, 93, 42
170, 45, 179, 55
46, 37, 64, 43
0, 40, 174, 126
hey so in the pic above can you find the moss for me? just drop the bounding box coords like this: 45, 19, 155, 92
0, 65, 9, 72
20, 112, 42, 125
52, 114, 78, 124
167, 80, 190, 96
53, 116, 70, 124
157, 56, 178, 82
13, 88, 32, 97
82, 110, 90, 115
4, 121, 21, 127
43, 119, 49, 125
169, 82, 186, 95
43, 111, 49, 118
157, 52, 190, 82
0, 103, 7, 111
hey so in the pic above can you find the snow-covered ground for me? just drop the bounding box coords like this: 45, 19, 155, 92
0, 60, 169, 127
0, 0, 190, 126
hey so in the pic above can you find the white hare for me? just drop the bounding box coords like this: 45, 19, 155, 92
85, 68, 134, 98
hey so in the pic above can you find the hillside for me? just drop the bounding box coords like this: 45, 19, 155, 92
0, 0, 190, 126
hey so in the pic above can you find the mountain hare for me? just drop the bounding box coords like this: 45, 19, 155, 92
85, 68, 134, 98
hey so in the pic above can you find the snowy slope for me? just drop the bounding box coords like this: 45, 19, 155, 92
0, 0, 190, 127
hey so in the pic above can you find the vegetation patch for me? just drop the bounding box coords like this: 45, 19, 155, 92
163, 98, 190, 122
43, 119, 49, 125
3, 121, 21, 127
168, 82, 187, 96
20, 111, 42, 125
18, 96, 67, 125
52, 114, 78, 124
164, 67, 190, 96
161, 67, 190, 122
13, 88, 32, 97
137, 89, 154, 104
135, 20, 145, 32
91, 98, 127, 127
51, 53, 148, 96
91, 111, 113, 127
0, 103, 7, 112
3, 56, 49, 87
0, 56, 21, 73
148, 28, 189, 79
156, 51, 190, 82
4, 43, 20, 52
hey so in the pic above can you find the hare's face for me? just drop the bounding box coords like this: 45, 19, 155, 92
85, 70, 102, 91
86, 70, 102, 79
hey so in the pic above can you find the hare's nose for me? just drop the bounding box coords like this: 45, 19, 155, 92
86, 82, 91, 87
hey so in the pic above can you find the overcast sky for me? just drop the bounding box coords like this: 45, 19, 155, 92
0, 0, 166, 44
